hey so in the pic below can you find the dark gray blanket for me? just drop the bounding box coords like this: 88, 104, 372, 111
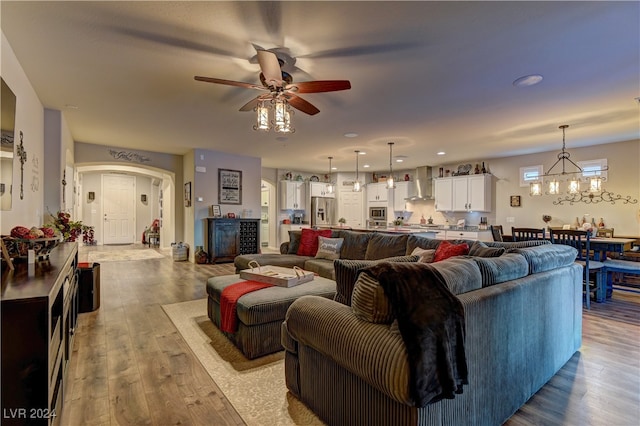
363, 262, 468, 407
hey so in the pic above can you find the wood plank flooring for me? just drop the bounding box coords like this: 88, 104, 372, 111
61, 244, 640, 425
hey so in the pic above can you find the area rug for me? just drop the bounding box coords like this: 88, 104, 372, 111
162, 298, 324, 426
87, 249, 166, 262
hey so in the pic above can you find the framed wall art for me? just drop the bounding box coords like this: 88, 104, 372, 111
184, 181, 192, 207
218, 168, 242, 205
210, 204, 222, 218
510, 195, 521, 207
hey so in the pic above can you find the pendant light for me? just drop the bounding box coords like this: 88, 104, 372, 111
386, 142, 396, 189
326, 156, 335, 194
353, 150, 361, 192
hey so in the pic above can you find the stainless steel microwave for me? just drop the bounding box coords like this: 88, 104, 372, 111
369, 207, 387, 221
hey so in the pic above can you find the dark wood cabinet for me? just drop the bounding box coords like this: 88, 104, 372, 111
1, 243, 78, 426
206, 218, 260, 263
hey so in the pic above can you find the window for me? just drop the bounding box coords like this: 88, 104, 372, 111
519, 165, 543, 187
577, 159, 607, 181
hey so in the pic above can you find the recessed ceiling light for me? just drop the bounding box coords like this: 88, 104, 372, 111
344, 132, 358, 138
395, 159, 404, 163
513, 74, 543, 88
363, 164, 370, 168
437, 151, 446, 156
358, 151, 366, 155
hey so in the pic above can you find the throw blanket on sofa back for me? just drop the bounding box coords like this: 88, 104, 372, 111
364, 262, 468, 407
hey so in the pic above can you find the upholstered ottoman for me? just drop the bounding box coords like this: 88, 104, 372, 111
206, 274, 336, 359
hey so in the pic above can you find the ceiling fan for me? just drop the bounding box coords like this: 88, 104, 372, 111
194, 50, 351, 115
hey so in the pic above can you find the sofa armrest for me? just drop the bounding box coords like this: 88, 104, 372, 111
285, 295, 412, 405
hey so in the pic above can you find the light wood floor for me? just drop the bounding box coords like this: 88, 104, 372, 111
62, 244, 640, 425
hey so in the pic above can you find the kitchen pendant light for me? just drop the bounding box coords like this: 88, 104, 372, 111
326, 156, 335, 194
386, 142, 396, 190
353, 150, 362, 192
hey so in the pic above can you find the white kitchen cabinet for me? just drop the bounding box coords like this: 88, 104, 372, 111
444, 229, 493, 242
434, 178, 453, 211
280, 181, 306, 210
309, 181, 335, 198
367, 182, 389, 205
392, 181, 415, 212
435, 175, 491, 212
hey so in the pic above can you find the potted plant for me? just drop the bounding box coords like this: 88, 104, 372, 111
338, 217, 346, 227
393, 217, 404, 229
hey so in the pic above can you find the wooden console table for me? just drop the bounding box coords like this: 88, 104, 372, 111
1, 243, 78, 425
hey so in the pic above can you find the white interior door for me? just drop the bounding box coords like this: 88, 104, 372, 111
102, 174, 135, 244
339, 191, 364, 228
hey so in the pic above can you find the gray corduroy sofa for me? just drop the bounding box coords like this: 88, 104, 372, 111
282, 243, 583, 426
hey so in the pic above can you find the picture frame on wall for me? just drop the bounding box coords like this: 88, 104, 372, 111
184, 181, 192, 207
218, 168, 242, 205
510, 195, 521, 207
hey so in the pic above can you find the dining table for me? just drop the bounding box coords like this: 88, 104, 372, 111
588, 237, 637, 261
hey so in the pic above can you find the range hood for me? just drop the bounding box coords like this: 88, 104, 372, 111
406, 166, 433, 201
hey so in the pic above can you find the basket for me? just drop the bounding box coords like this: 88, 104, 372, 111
1, 236, 62, 261
171, 242, 189, 262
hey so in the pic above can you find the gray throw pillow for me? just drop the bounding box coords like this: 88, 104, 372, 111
469, 241, 505, 258
315, 236, 344, 260
351, 272, 394, 324
411, 247, 435, 263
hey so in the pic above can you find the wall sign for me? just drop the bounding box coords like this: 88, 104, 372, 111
218, 169, 242, 205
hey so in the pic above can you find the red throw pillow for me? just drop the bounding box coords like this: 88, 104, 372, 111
433, 240, 470, 262
297, 229, 333, 256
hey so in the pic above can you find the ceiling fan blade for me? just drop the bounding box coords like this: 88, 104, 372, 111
257, 50, 283, 87
285, 94, 320, 115
239, 97, 260, 112
286, 80, 351, 93
194, 76, 266, 91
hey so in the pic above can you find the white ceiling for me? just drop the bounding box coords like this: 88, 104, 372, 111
2, 1, 639, 174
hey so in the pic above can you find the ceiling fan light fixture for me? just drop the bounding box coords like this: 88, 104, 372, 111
253, 100, 270, 131
273, 98, 295, 133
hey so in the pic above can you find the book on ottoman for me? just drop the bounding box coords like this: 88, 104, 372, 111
239, 262, 314, 287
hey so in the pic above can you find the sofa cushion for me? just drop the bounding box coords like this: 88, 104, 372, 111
336, 230, 372, 260
508, 244, 578, 274
471, 253, 530, 286
297, 228, 333, 256
302, 258, 336, 280
411, 247, 435, 263
433, 240, 470, 262
315, 236, 344, 260
333, 255, 420, 305
468, 241, 505, 258
485, 240, 551, 249
365, 233, 409, 260
430, 257, 483, 295
351, 272, 394, 324
287, 230, 303, 254
406, 235, 442, 255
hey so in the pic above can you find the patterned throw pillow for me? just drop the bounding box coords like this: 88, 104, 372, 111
296, 228, 333, 256
351, 272, 394, 324
433, 240, 470, 262
315, 236, 344, 260
411, 247, 435, 263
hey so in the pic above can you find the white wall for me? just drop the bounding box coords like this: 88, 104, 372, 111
1, 32, 46, 232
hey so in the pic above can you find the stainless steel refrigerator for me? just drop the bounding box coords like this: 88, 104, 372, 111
311, 197, 335, 227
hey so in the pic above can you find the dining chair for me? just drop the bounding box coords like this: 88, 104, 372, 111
511, 227, 546, 241
490, 225, 503, 242
550, 229, 605, 309
596, 228, 614, 238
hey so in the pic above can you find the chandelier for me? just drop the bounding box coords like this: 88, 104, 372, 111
530, 125, 636, 205
386, 142, 396, 190
326, 156, 335, 194
353, 150, 362, 192
253, 95, 295, 133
